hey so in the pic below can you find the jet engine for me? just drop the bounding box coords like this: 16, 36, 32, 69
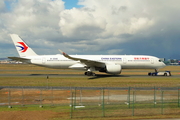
99, 64, 122, 74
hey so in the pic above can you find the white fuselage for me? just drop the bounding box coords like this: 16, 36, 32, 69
25, 55, 166, 70
9, 34, 166, 75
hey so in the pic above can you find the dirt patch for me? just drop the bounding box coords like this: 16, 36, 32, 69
0, 111, 58, 120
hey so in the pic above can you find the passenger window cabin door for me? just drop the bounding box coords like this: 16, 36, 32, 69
151, 58, 154, 64
123, 58, 127, 64
42, 57, 46, 64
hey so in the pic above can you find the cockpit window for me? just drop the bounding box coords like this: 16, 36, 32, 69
159, 60, 162, 62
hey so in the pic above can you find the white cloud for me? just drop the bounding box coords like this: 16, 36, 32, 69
59, 0, 154, 40
0, 1, 5, 12
2, 0, 64, 37
0, 0, 180, 58
59, 7, 106, 39
0, 0, 65, 56
58, 0, 180, 57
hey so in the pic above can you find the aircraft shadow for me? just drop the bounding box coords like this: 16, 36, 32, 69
28, 74, 130, 79
29, 74, 59, 76
88, 74, 129, 79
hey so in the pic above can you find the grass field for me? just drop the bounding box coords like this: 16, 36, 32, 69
0, 64, 180, 120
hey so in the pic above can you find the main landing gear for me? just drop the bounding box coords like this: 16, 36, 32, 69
84, 67, 96, 76
84, 71, 96, 76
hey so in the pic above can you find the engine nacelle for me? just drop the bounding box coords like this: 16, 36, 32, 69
106, 64, 122, 74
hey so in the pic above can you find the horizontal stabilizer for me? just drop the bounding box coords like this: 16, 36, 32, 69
8, 57, 31, 63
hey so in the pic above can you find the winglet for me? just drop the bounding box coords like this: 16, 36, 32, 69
58, 49, 68, 57
58, 49, 79, 61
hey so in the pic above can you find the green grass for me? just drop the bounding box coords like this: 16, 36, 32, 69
0, 104, 69, 112
0, 76, 179, 87
0, 103, 180, 120
0, 64, 180, 87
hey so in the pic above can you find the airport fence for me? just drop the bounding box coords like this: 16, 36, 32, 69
0, 86, 180, 118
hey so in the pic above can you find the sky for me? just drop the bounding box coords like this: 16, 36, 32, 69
0, 0, 180, 59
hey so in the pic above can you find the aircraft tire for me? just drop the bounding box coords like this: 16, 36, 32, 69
87, 72, 92, 76
86, 72, 96, 76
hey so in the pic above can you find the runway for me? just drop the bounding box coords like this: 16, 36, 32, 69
0, 65, 180, 78
0, 73, 180, 78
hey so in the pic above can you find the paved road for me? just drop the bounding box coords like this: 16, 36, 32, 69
0, 73, 180, 78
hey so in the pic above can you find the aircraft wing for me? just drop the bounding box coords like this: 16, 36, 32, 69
59, 50, 105, 67
8, 57, 31, 63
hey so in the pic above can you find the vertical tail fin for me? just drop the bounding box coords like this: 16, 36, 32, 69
10, 34, 38, 57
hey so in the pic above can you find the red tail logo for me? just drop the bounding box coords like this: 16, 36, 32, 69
16, 42, 28, 52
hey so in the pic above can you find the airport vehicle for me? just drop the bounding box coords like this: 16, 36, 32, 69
148, 71, 171, 76
8, 34, 166, 76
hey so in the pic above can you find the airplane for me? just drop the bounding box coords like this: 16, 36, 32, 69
8, 34, 166, 76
